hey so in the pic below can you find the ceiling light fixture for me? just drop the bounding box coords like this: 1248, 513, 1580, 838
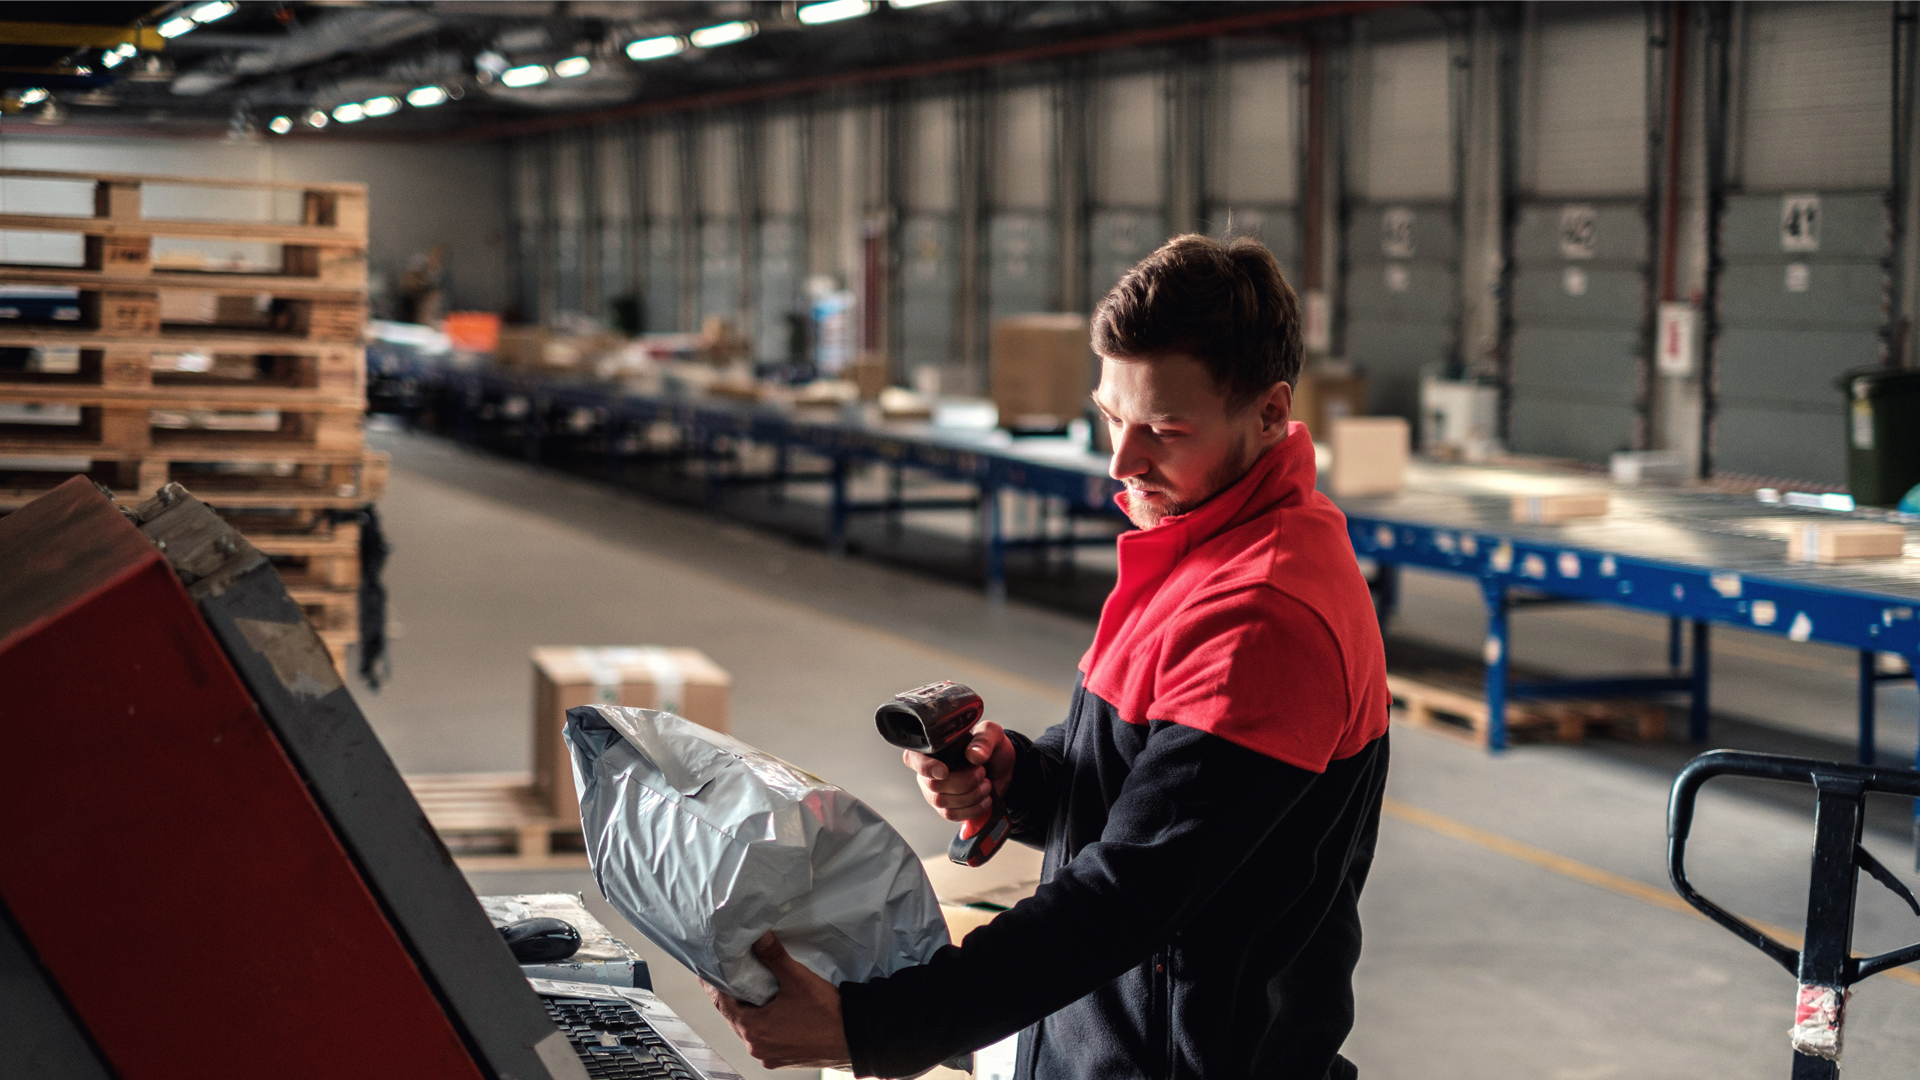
101, 51, 126, 69
157, 15, 196, 38
331, 102, 366, 123
406, 85, 448, 108
889, 0, 952, 7
268, 115, 293, 134
799, 0, 872, 24
187, 1, 236, 23
305, 109, 329, 128
18, 88, 48, 105
625, 34, 684, 61
553, 56, 591, 78
500, 64, 549, 87
361, 95, 400, 117
689, 21, 755, 48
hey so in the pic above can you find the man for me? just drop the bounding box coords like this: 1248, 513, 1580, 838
708, 234, 1390, 1079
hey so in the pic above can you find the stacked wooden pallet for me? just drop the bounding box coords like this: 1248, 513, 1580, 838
0, 168, 383, 671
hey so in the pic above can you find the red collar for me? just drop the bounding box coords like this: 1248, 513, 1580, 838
1112, 420, 1312, 563
1084, 422, 1314, 676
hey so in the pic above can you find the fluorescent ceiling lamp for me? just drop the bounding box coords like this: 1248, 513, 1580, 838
500, 64, 549, 87
625, 34, 683, 61
157, 15, 196, 37
268, 115, 293, 134
889, 0, 951, 7
361, 95, 400, 117
553, 55, 591, 78
18, 88, 47, 105
689, 21, 755, 48
305, 109, 329, 128
187, 1, 236, 23
799, 0, 871, 24
101, 50, 125, 68
406, 85, 448, 108
331, 102, 366, 123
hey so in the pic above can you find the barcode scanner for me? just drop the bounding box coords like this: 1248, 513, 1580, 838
875, 681, 1010, 867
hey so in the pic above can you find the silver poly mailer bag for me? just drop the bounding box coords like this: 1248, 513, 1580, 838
565, 705, 950, 1005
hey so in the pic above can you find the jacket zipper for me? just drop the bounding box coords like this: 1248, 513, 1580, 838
1155, 947, 1174, 1079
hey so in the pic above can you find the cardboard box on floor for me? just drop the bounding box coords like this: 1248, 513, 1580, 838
1325, 416, 1410, 497
992, 314, 1092, 430
531, 646, 731, 821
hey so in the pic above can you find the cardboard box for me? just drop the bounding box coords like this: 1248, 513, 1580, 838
1326, 416, 1410, 497
1511, 492, 1612, 524
1786, 522, 1907, 563
991, 314, 1092, 430
1294, 369, 1369, 441
530, 646, 731, 820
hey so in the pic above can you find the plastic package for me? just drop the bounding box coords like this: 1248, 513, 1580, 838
565, 704, 950, 1005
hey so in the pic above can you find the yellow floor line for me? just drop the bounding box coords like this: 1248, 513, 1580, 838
1382, 798, 1920, 989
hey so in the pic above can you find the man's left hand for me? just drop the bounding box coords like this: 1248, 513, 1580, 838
702, 932, 851, 1071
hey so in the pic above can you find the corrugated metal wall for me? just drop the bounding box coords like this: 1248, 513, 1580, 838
493, 5, 1911, 490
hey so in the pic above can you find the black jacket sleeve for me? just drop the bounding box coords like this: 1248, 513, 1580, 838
839, 721, 1322, 1079
999, 721, 1068, 846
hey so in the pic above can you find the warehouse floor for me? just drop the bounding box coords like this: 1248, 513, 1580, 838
357, 425, 1920, 1080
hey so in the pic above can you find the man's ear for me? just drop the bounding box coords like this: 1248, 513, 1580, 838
1258, 380, 1293, 441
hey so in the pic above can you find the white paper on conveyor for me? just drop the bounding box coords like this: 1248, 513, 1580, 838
526, 977, 745, 1080
565, 704, 950, 1005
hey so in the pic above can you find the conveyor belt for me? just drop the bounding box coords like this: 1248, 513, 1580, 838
377, 352, 1920, 810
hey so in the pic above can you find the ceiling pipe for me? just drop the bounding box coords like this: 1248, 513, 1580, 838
427, 0, 1412, 144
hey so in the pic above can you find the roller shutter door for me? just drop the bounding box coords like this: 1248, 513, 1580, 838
1089, 72, 1166, 302
1508, 10, 1647, 462
990, 86, 1057, 319
1712, 3, 1891, 484
642, 128, 682, 333
1508, 202, 1647, 461
1346, 204, 1455, 421
594, 129, 632, 315
1714, 195, 1887, 484
553, 133, 585, 316
900, 96, 959, 375
696, 122, 742, 330
1210, 54, 1299, 283
1345, 35, 1453, 422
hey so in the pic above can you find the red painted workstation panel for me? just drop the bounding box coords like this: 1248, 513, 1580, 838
0, 479, 485, 1080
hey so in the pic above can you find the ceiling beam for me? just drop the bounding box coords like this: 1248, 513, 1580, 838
0, 22, 168, 51
427, 0, 1409, 144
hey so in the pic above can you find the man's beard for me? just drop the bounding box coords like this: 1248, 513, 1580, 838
1123, 434, 1253, 530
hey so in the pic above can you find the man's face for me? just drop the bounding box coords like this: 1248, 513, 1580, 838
1092, 353, 1293, 530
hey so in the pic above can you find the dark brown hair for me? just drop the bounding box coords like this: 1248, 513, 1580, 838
1090, 233, 1302, 412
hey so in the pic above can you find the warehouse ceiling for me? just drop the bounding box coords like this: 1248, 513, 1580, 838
0, 0, 1397, 141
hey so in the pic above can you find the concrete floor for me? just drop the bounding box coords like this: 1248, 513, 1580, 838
356, 426, 1920, 1080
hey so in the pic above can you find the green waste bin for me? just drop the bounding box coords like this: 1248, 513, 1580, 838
1839, 367, 1920, 506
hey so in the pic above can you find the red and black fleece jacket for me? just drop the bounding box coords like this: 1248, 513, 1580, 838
840, 424, 1392, 1079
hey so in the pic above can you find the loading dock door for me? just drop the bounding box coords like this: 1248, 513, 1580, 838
1507, 201, 1647, 462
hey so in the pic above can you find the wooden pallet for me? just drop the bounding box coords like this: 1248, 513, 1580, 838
404, 772, 589, 868
0, 169, 367, 287
0, 449, 388, 512
1388, 671, 1667, 748
0, 400, 362, 456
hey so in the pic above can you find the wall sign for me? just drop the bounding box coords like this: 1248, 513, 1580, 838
1562, 266, 1589, 296
1384, 263, 1410, 293
1559, 205, 1597, 260
1781, 194, 1820, 252
1381, 207, 1416, 259
1785, 262, 1811, 293
1657, 302, 1696, 376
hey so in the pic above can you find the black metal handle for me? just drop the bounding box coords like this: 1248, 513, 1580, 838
1668, 750, 1920, 984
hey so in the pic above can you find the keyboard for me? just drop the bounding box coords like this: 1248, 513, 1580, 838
543, 995, 703, 1080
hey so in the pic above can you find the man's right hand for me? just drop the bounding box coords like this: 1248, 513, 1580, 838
904, 721, 1013, 828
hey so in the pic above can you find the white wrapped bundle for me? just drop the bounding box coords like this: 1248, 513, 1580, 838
565, 705, 949, 1005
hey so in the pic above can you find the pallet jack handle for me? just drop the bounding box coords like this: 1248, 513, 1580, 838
1669, 750, 1920, 1075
